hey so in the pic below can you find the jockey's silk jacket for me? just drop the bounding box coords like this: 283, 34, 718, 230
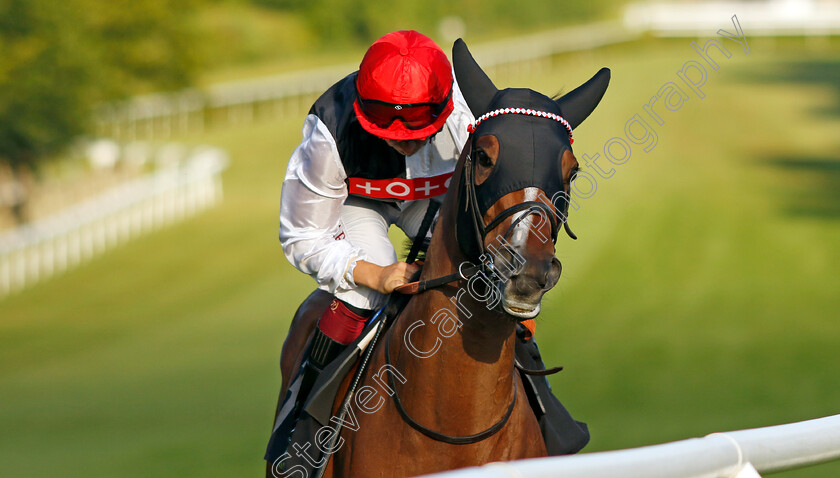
278, 72, 474, 294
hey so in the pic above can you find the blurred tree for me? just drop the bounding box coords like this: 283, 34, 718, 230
251, 0, 308, 10
0, 1, 92, 172
83, 0, 203, 94
0, 0, 202, 222
256, 0, 616, 47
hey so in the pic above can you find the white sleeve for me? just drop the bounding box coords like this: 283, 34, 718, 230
447, 74, 476, 149
278, 114, 367, 293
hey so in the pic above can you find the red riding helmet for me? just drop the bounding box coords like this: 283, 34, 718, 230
354, 30, 454, 141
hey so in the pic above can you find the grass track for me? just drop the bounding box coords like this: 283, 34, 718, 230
2, 38, 839, 476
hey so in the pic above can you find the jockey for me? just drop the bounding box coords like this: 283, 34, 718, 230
278, 30, 473, 410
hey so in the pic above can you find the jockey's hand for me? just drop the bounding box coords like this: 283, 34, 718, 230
354, 260, 420, 294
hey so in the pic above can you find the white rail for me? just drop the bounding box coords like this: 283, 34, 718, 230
419, 414, 840, 478
0, 146, 228, 298
625, 0, 840, 37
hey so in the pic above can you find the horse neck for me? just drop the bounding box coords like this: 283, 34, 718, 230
387, 163, 517, 419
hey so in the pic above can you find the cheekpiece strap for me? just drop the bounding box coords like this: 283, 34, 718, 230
467, 108, 574, 144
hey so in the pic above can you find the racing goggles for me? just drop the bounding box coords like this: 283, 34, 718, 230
356, 86, 452, 130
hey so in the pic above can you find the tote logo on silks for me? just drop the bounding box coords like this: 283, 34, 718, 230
348, 172, 453, 200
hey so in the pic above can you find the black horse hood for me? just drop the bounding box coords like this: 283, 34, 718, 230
451, 38, 610, 259
470, 87, 571, 216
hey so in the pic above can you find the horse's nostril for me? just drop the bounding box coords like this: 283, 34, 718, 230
542, 258, 562, 289
539, 261, 553, 288
506, 258, 561, 295
537, 268, 551, 289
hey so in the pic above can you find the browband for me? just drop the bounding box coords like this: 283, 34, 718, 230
467, 108, 574, 143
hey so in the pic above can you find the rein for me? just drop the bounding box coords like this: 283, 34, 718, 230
383, 325, 517, 445
515, 363, 564, 376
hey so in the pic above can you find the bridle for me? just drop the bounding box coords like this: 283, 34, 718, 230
460, 137, 562, 263
385, 113, 571, 445
395, 134, 563, 295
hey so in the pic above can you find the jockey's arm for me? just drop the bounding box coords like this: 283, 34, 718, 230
279, 115, 366, 294
280, 114, 417, 295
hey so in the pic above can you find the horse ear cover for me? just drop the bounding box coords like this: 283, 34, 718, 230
555, 67, 611, 129
453, 39, 498, 118
453, 37, 610, 130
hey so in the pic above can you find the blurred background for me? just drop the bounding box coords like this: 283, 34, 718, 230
1, 0, 839, 476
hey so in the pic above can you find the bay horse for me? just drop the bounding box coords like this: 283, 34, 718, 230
267, 39, 610, 477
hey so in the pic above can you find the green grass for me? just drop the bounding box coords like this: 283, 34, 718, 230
2, 38, 840, 477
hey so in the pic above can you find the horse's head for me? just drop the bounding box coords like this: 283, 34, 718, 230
451, 39, 610, 319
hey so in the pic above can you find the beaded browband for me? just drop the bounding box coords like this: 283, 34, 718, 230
467, 108, 574, 144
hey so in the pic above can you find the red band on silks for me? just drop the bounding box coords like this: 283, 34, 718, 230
317, 300, 369, 344
348, 172, 453, 200
521, 319, 537, 341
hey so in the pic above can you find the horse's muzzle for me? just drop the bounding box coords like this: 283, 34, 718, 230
499, 256, 561, 319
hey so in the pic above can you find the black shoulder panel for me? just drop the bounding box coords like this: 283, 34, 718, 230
309, 72, 406, 181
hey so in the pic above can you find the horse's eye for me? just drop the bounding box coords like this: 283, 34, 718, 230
476, 150, 493, 167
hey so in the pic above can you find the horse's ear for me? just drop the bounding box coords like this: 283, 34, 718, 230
555, 67, 611, 129
453, 38, 498, 117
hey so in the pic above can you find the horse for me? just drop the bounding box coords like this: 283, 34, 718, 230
267, 39, 610, 477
